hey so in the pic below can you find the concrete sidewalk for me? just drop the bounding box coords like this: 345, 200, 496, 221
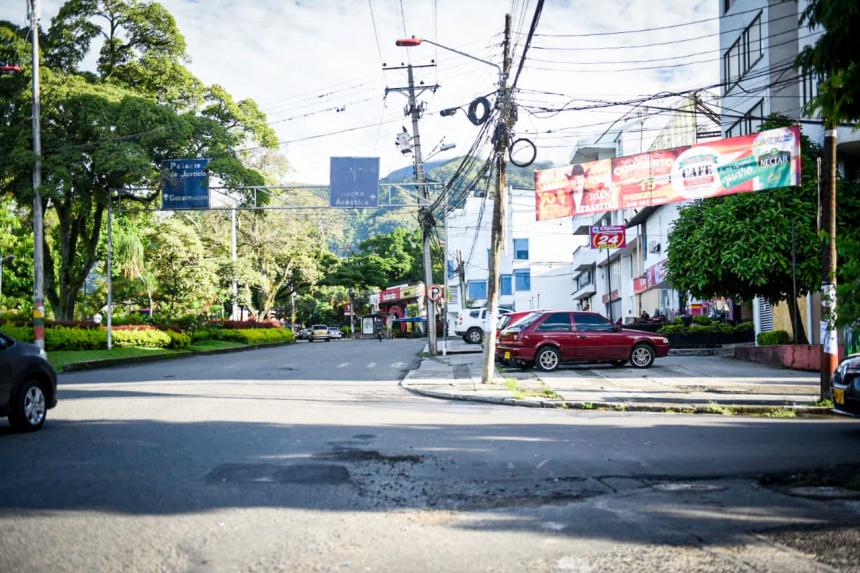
401, 351, 829, 414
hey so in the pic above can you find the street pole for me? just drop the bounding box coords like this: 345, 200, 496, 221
606, 250, 613, 321
406, 64, 437, 355
791, 221, 798, 345
349, 289, 355, 339
106, 191, 113, 350
819, 127, 838, 399
29, 0, 45, 349
231, 207, 238, 320
480, 13, 512, 385
291, 291, 296, 336
443, 185, 450, 356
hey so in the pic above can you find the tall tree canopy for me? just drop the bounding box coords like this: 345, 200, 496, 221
0, 0, 276, 319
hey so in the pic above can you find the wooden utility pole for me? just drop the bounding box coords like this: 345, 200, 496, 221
480, 14, 512, 384
819, 127, 838, 399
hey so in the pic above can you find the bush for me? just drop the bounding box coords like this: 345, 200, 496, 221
733, 321, 754, 333
165, 330, 191, 349
691, 315, 713, 326
657, 324, 688, 335
112, 329, 172, 349
0, 324, 33, 342
45, 327, 106, 350
208, 320, 281, 329
757, 330, 792, 346
113, 324, 159, 331
198, 327, 294, 345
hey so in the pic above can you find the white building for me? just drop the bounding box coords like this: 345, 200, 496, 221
719, 0, 860, 341
444, 187, 580, 331
569, 95, 721, 324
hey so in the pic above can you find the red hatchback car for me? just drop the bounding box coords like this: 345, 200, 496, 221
497, 311, 670, 371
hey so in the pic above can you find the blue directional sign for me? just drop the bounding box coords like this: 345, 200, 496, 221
161, 159, 210, 210
329, 157, 380, 208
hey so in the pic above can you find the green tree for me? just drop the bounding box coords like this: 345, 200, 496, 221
796, 0, 860, 327
147, 217, 217, 321
666, 119, 845, 343
0, 1, 275, 320
0, 196, 34, 313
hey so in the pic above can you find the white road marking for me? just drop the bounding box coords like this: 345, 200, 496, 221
367, 362, 377, 368
537, 458, 551, 469
390, 362, 406, 368
338, 362, 349, 368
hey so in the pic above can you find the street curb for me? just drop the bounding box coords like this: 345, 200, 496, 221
59, 341, 294, 373
399, 373, 832, 417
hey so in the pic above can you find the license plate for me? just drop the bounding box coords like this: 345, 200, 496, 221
504, 351, 511, 360
834, 388, 845, 405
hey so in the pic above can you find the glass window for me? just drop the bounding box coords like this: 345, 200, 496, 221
514, 238, 529, 260
468, 281, 487, 301
574, 313, 614, 332
469, 309, 481, 318
514, 269, 531, 291
501, 274, 513, 295
536, 312, 572, 332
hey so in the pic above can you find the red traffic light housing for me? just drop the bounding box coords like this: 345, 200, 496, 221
395, 37, 422, 47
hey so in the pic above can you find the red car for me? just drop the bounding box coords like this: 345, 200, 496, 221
497, 311, 670, 371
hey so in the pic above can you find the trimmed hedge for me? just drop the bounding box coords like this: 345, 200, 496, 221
165, 330, 192, 349
197, 327, 294, 345
112, 329, 172, 349
658, 320, 753, 336
208, 320, 281, 329
757, 329, 792, 346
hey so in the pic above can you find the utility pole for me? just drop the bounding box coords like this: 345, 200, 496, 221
480, 13, 512, 384
457, 250, 467, 311
231, 208, 238, 320
442, 186, 450, 356
385, 63, 440, 354
819, 127, 838, 400
29, 0, 45, 349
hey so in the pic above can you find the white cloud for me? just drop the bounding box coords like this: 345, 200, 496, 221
11, 0, 720, 183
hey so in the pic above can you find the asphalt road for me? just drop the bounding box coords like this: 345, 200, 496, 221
2, 339, 860, 572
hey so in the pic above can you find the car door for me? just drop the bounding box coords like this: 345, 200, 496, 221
571, 313, 616, 361
531, 312, 576, 360
0, 335, 13, 411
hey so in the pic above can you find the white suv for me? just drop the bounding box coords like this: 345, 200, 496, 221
454, 307, 511, 344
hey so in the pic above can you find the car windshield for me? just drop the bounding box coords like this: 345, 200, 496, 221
312, 324, 326, 329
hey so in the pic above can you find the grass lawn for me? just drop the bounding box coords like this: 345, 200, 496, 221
48, 347, 186, 372
188, 340, 247, 351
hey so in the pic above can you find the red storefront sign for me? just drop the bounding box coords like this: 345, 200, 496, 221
589, 225, 627, 249
634, 259, 668, 294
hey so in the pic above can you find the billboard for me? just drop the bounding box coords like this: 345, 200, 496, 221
161, 159, 209, 210
330, 157, 380, 208
535, 126, 801, 220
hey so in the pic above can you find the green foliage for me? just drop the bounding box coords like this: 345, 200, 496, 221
45, 327, 106, 350
112, 328, 172, 349
691, 315, 712, 326
756, 330, 793, 346
195, 327, 294, 345
796, 0, 860, 127
0, 2, 276, 320
0, 324, 33, 342
656, 324, 687, 335
657, 320, 752, 336
0, 197, 34, 313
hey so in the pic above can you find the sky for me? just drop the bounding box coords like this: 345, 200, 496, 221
8, 0, 720, 184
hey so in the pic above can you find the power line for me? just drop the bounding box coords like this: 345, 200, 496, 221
511, 0, 544, 90
526, 1, 789, 38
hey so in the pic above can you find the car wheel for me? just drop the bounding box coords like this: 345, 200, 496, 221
611, 359, 627, 367
535, 347, 561, 372
8, 379, 48, 432
466, 328, 483, 344
630, 344, 655, 369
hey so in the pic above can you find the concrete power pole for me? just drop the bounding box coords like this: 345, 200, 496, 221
819, 127, 838, 399
386, 63, 440, 353
29, 0, 45, 349
480, 14, 513, 384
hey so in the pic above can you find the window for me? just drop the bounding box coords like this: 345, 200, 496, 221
575, 270, 593, 291
727, 99, 764, 138
574, 313, 614, 332
513, 238, 529, 260
514, 269, 531, 291
468, 281, 487, 301
469, 309, 481, 318
723, 13, 763, 93
501, 274, 513, 295
536, 312, 572, 332
801, 71, 821, 118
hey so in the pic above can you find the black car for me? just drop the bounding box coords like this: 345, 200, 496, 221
0, 333, 58, 432
832, 353, 860, 417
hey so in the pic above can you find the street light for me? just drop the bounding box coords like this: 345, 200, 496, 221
0, 255, 14, 303
395, 36, 503, 85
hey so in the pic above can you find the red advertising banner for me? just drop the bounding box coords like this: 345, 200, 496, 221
534, 126, 801, 221
589, 225, 627, 249
633, 259, 669, 294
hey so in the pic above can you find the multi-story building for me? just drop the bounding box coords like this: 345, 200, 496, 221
444, 187, 579, 332
719, 0, 860, 342
569, 95, 721, 324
